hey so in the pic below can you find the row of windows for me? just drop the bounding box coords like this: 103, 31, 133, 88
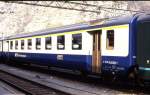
9, 33, 82, 50
9, 30, 114, 51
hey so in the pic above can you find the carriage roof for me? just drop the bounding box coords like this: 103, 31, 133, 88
5, 14, 136, 40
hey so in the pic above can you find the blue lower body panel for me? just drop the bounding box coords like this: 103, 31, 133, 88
5, 52, 132, 77
101, 56, 132, 78
7, 52, 92, 72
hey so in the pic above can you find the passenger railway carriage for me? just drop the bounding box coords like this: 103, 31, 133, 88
0, 13, 150, 84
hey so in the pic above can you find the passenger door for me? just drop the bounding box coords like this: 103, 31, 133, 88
92, 30, 102, 73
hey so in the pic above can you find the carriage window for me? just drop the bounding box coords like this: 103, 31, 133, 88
106, 30, 114, 50
57, 35, 65, 50
72, 33, 82, 50
21, 40, 24, 50
15, 40, 18, 50
45, 37, 52, 50
36, 38, 41, 50
28, 39, 32, 50
10, 41, 13, 49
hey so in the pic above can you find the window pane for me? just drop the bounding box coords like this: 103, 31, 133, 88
10, 41, 13, 49
45, 37, 51, 50
57, 35, 65, 50
28, 39, 32, 50
72, 33, 82, 50
15, 40, 18, 50
106, 30, 114, 50
21, 40, 24, 50
36, 38, 41, 50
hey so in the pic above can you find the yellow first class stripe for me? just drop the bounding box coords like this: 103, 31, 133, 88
10, 24, 128, 41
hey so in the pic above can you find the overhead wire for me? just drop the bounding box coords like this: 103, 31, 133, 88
4, 1, 146, 14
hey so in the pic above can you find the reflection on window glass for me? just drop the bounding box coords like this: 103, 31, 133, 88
36, 38, 41, 50
106, 30, 114, 50
28, 39, 32, 50
21, 40, 24, 50
57, 35, 65, 50
72, 33, 82, 50
45, 37, 52, 50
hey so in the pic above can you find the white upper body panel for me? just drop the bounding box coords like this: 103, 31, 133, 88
4, 24, 129, 57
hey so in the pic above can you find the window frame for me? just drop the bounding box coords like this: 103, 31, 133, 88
15, 40, 18, 50
36, 38, 41, 50
45, 37, 52, 50
106, 30, 114, 50
28, 39, 32, 50
10, 41, 13, 50
57, 35, 65, 50
21, 40, 24, 50
72, 33, 82, 50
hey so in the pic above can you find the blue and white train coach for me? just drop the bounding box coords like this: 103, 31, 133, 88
1, 13, 150, 82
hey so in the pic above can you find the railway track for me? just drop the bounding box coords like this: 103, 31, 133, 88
0, 70, 69, 95
0, 63, 149, 95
